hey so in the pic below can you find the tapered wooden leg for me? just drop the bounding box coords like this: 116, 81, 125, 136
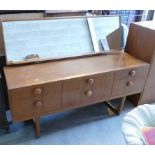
117, 96, 126, 114
105, 101, 119, 115
35, 116, 41, 138
105, 96, 126, 115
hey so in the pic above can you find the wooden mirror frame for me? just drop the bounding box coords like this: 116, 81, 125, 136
1, 15, 121, 65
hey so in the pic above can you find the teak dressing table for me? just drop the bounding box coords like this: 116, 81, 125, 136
1, 16, 150, 137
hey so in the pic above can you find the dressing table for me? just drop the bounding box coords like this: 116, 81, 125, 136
1, 16, 150, 137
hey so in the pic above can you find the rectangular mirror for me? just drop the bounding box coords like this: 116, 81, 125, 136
2, 16, 121, 65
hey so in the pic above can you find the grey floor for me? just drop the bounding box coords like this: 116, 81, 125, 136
0, 99, 134, 145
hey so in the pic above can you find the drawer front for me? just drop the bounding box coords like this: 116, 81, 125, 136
11, 81, 61, 101
62, 72, 114, 108
112, 66, 149, 97
80, 72, 114, 105
112, 78, 146, 96
63, 75, 95, 90
10, 82, 62, 121
11, 94, 61, 121
115, 67, 147, 80
62, 76, 94, 108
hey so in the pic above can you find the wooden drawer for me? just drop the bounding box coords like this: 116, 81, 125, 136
62, 72, 114, 107
63, 75, 95, 90
81, 73, 114, 105
11, 92, 62, 121
112, 78, 146, 96
112, 66, 149, 97
10, 81, 62, 101
115, 67, 147, 80
10, 82, 62, 121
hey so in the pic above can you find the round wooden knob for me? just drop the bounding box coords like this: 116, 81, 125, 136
129, 70, 136, 77
87, 78, 94, 85
34, 101, 42, 107
85, 90, 93, 96
34, 88, 42, 96
126, 81, 134, 87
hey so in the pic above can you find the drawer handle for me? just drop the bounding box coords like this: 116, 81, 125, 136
87, 78, 94, 85
34, 88, 42, 96
85, 90, 93, 96
129, 70, 136, 77
34, 101, 42, 107
126, 81, 134, 87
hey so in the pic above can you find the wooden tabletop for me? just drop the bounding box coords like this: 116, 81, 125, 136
4, 52, 149, 90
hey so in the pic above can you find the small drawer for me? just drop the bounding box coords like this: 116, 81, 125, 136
11, 92, 62, 121
10, 81, 62, 101
115, 66, 147, 80
63, 76, 95, 90
112, 78, 146, 97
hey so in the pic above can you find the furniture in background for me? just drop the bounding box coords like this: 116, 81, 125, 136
109, 10, 154, 27
125, 21, 155, 105
122, 104, 155, 145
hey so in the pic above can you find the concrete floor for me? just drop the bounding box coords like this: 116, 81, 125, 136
0, 99, 134, 145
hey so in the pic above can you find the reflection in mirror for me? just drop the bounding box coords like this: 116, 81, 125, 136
2, 16, 121, 65
93, 16, 121, 51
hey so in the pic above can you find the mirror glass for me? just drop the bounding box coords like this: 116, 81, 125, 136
2, 16, 121, 65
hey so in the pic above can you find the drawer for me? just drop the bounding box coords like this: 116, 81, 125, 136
115, 66, 148, 80
11, 93, 62, 121
81, 72, 114, 105
62, 76, 95, 107
63, 76, 95, 90
112, 67, 148, 97
62, 72, 114, 107
10, 81, 62, 101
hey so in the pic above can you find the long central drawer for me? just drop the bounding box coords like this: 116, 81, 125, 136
62, 72, 114, 108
